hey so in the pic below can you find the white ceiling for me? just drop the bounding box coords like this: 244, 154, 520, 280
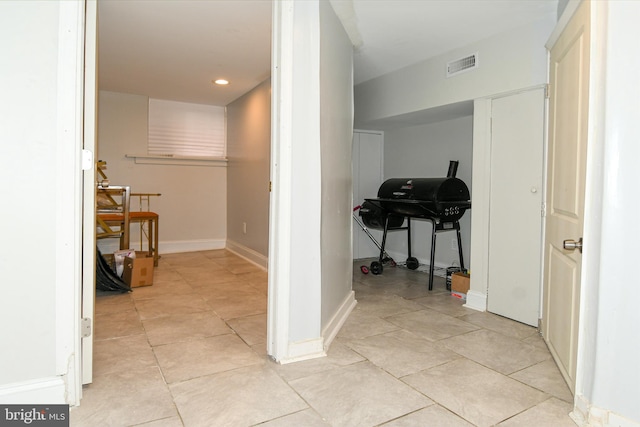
98, 0, 272, 106
345, 0, 558, 85
98, 0, 557, 106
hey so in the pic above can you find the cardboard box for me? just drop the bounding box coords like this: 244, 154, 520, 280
451, 272, 470, 295
123, 254, 154, 287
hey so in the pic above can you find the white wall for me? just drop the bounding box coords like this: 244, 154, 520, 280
319, 0, 356, 341
575, 1, 640, 424
98, 91, 227, 254
0, 0, 84, 404
354, 18, 555, 128
557, 0, 570, 18
226, 79, 271, 267
286, 2, 322, 347
268, 0, 354, 362
382, 116, 473, 270
0, 0, 59, 386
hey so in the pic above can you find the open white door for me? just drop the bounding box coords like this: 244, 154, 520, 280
542, 0, 590, 393
487, 88, 545, 327
81, 0, 98, 386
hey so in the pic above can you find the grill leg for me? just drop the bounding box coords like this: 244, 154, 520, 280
455, 221, 465, 271
429, 221, 437, 291
404, 217, 421, 270
378, 215, 391, 264
407, 217, 412, 258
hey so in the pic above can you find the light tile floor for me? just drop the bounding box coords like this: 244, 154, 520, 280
71, 250, 577, 427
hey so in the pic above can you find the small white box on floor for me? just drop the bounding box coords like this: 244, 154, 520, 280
451, 291, 466, 301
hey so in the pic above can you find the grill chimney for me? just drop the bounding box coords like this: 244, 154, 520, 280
447, 160, 459, 178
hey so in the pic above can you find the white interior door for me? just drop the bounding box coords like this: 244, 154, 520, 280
81, 0, 98, 386
542, 0, 590, 393
487, 88, 544, 327
352, 131, 384, 259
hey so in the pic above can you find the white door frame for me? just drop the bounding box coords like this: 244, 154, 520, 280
267, 0, 294, 362
81, 0, 98, 387
267, 0, 325, 363
56, 0, 87, 405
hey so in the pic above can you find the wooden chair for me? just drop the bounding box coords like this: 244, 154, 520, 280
97, 195, 160, 267
95, 162, 161, 266
129, 209, 159, 267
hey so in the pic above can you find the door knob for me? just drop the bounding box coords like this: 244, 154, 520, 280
563, 237, 583, 253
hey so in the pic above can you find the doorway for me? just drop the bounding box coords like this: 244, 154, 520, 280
86, 1, 273, 383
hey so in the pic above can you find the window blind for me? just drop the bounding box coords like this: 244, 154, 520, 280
148, 98, 226, 157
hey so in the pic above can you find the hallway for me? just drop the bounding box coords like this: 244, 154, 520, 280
71, 250, 576, 426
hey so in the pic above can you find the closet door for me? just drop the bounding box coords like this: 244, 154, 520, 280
352, 131, 383, 259
487, 88, 545, 327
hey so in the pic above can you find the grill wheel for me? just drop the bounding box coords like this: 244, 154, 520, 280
370, 261, 383, 275
406, 257, 419, 270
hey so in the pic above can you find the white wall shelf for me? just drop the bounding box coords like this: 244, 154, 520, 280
125, 154, 228, 167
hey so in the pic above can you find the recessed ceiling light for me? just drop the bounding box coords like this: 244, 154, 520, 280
213, 79, 229, 85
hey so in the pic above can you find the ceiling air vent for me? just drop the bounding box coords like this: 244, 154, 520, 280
446, 53, 478, 78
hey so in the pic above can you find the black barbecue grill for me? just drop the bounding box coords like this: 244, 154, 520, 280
360, 161, 471, 290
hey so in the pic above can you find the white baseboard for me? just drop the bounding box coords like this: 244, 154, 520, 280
97, 238, 226, 256
159, 238, 225, 254
278, 338, 326, 365
0, 377, 67, 404
572, 394, 640, 427
278, 291, 357, 364
608, 412, 640, 427
572, 393, 590, 426
464, 289, 487, 312
385, 250, 459, 277
225, 240, 268, 270
322, 290, 357, 351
